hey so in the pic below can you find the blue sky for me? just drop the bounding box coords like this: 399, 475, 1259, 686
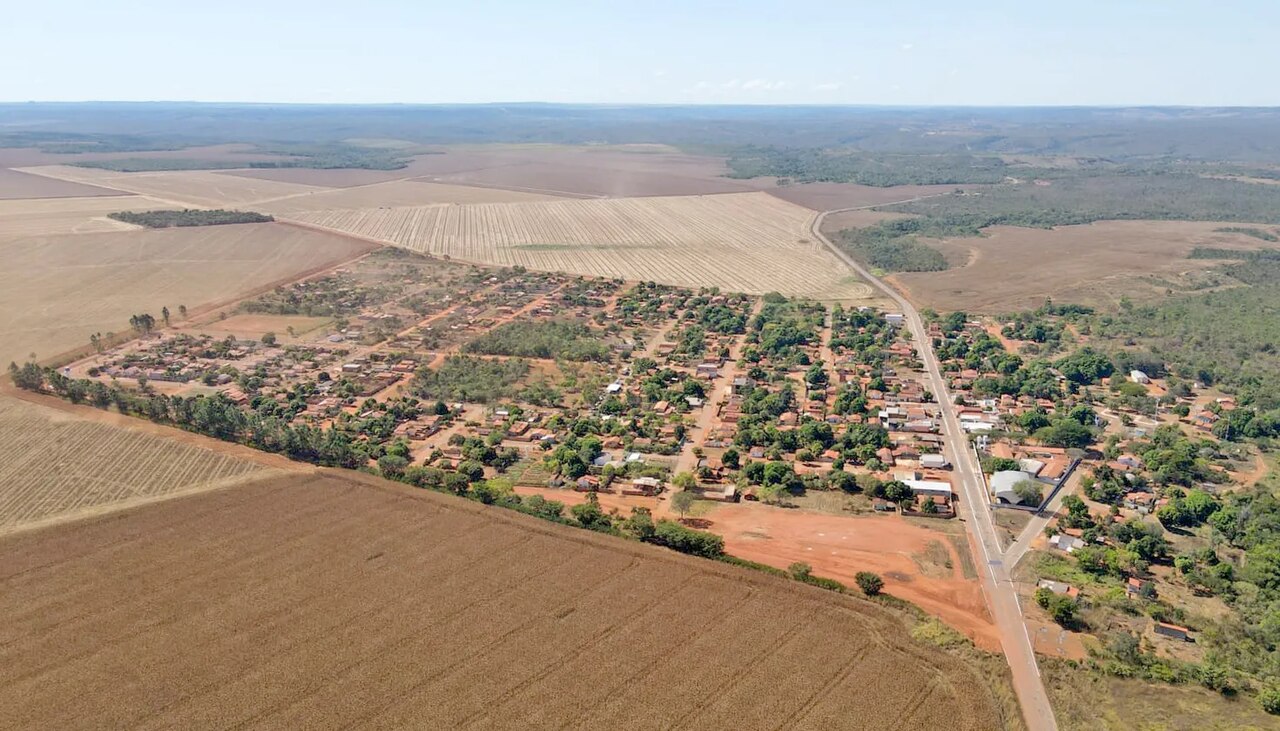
6, 1, 1278, 105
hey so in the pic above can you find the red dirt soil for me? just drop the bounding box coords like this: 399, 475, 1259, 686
706, 503, 998, 650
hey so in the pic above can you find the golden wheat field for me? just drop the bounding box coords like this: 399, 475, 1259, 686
0, 471, 1011, 730
287, 192, 876, 299
0, 396, 274, 535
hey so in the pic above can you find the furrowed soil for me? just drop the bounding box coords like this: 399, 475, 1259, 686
887, 220, 1275, 312
259, 179, 565, 214
0, 222, 371, 366
287, 191, 879, 301
0, 395, 278, 535
0, 470, 1012, 730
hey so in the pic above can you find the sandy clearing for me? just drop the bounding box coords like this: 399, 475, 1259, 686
0, 167, 129, 200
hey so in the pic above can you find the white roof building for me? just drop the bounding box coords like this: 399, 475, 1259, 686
991, 470, 1034, 504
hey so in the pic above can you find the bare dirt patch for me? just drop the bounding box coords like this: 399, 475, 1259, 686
0, 470, 1010, 730
705, 502, 998, 650
0, 222, 370, 366
0, 194, 172, 237
769, 182, 958, 212
17, 166, 331, 208
889, 220, 1272, 312
0, 168, 129, 200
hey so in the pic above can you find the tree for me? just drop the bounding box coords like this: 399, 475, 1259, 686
1034, 587, 1078, 628
855, 571, 884, 596
261, 332, 278, 346
1260, 686, 1280, 715
161, 306, 170, 326
622, 507, 656, 540
1013, 480, 1044, 506
722, 447, 741, 470
571, 492, 614, 532
177, 304, 187, 319
671, 489, 697, 520
788, 562, 813, 581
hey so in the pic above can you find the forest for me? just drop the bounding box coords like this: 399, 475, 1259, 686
463, 321, 611, 362
727, 147, 1010, 186
410, 355, 530, 403
108, 209, 274, 228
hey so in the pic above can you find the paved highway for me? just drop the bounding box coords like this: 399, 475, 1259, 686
810, 207, 1059, 731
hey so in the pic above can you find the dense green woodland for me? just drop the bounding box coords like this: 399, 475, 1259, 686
463, 321, 611, 362
108, 209, 273, 228
728, 148, 1010, 186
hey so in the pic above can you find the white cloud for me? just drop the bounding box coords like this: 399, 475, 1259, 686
741, 78, 788, 91
653, 69, 667, 78
901, 43, 914, 51
722, 79, 741, 89
812, 82, 843, 92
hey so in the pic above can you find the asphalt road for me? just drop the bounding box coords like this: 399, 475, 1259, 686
810, 207, 1060, 731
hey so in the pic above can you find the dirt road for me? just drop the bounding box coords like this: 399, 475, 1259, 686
811, 207, 1058, 731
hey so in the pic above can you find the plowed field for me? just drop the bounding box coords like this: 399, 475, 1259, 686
289, 192, 877, 300
0, 471, 1012, 730
0, 396, 273, 535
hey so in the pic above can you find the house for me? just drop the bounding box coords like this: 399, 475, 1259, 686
575, 475, 601, 492
903, 479, 953, 499
627, 476, 663, 496
1037, 579, 1080, 601
1126, 577, 1155, 598
991, 470, 1036, 505
885, 312, 905, 327
695, 363, 720, 379
732, 376, 755, 394
1048, 534, 1085, 553
920, 453, 950, 470
1154, 622, 1191, 641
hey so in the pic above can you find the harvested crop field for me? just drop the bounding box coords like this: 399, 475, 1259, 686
407, 144, 771, 197
0, 167, 128, 200
768, 182, 958, 212
703, 503, 998, 650
259, 179, 564, 214
0, 471, 1011, 730
0, 396, 274, 535
0, 222, 371, 365
0, 194, 172, 237
888, 220, 1273, 312
16, 166, 328, 208
290, 191, 877, 300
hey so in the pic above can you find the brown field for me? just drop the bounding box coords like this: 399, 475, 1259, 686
0, 470, 1013, 730
288, 192, 878, 301
701, 502, 998, 650
259, 179, 565, 214
0, 222, 370, 365
1044, 660, 1279, 731
0, 143, 298, 169
0, 396, 274, 535
0, 194, 173, 237
0, 167, 128, 200
186, 313, 333, 343
887, 220, 1272, 312
227, 167, 423, 187
16, 166, 330, 208
768, 182, 958, 212
820, 208, 916, 235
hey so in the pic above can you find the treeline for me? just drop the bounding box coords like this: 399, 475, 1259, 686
108, 209, 273, 228
75, 145, 413, 172
463, 321, 610, 362
726, 147, 1010, 186
9, 362, 371, 468
833, 222, 950, 272
1188, 246, 1280, 261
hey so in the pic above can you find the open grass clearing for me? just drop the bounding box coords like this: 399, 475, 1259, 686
887, 220, 1276, 312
